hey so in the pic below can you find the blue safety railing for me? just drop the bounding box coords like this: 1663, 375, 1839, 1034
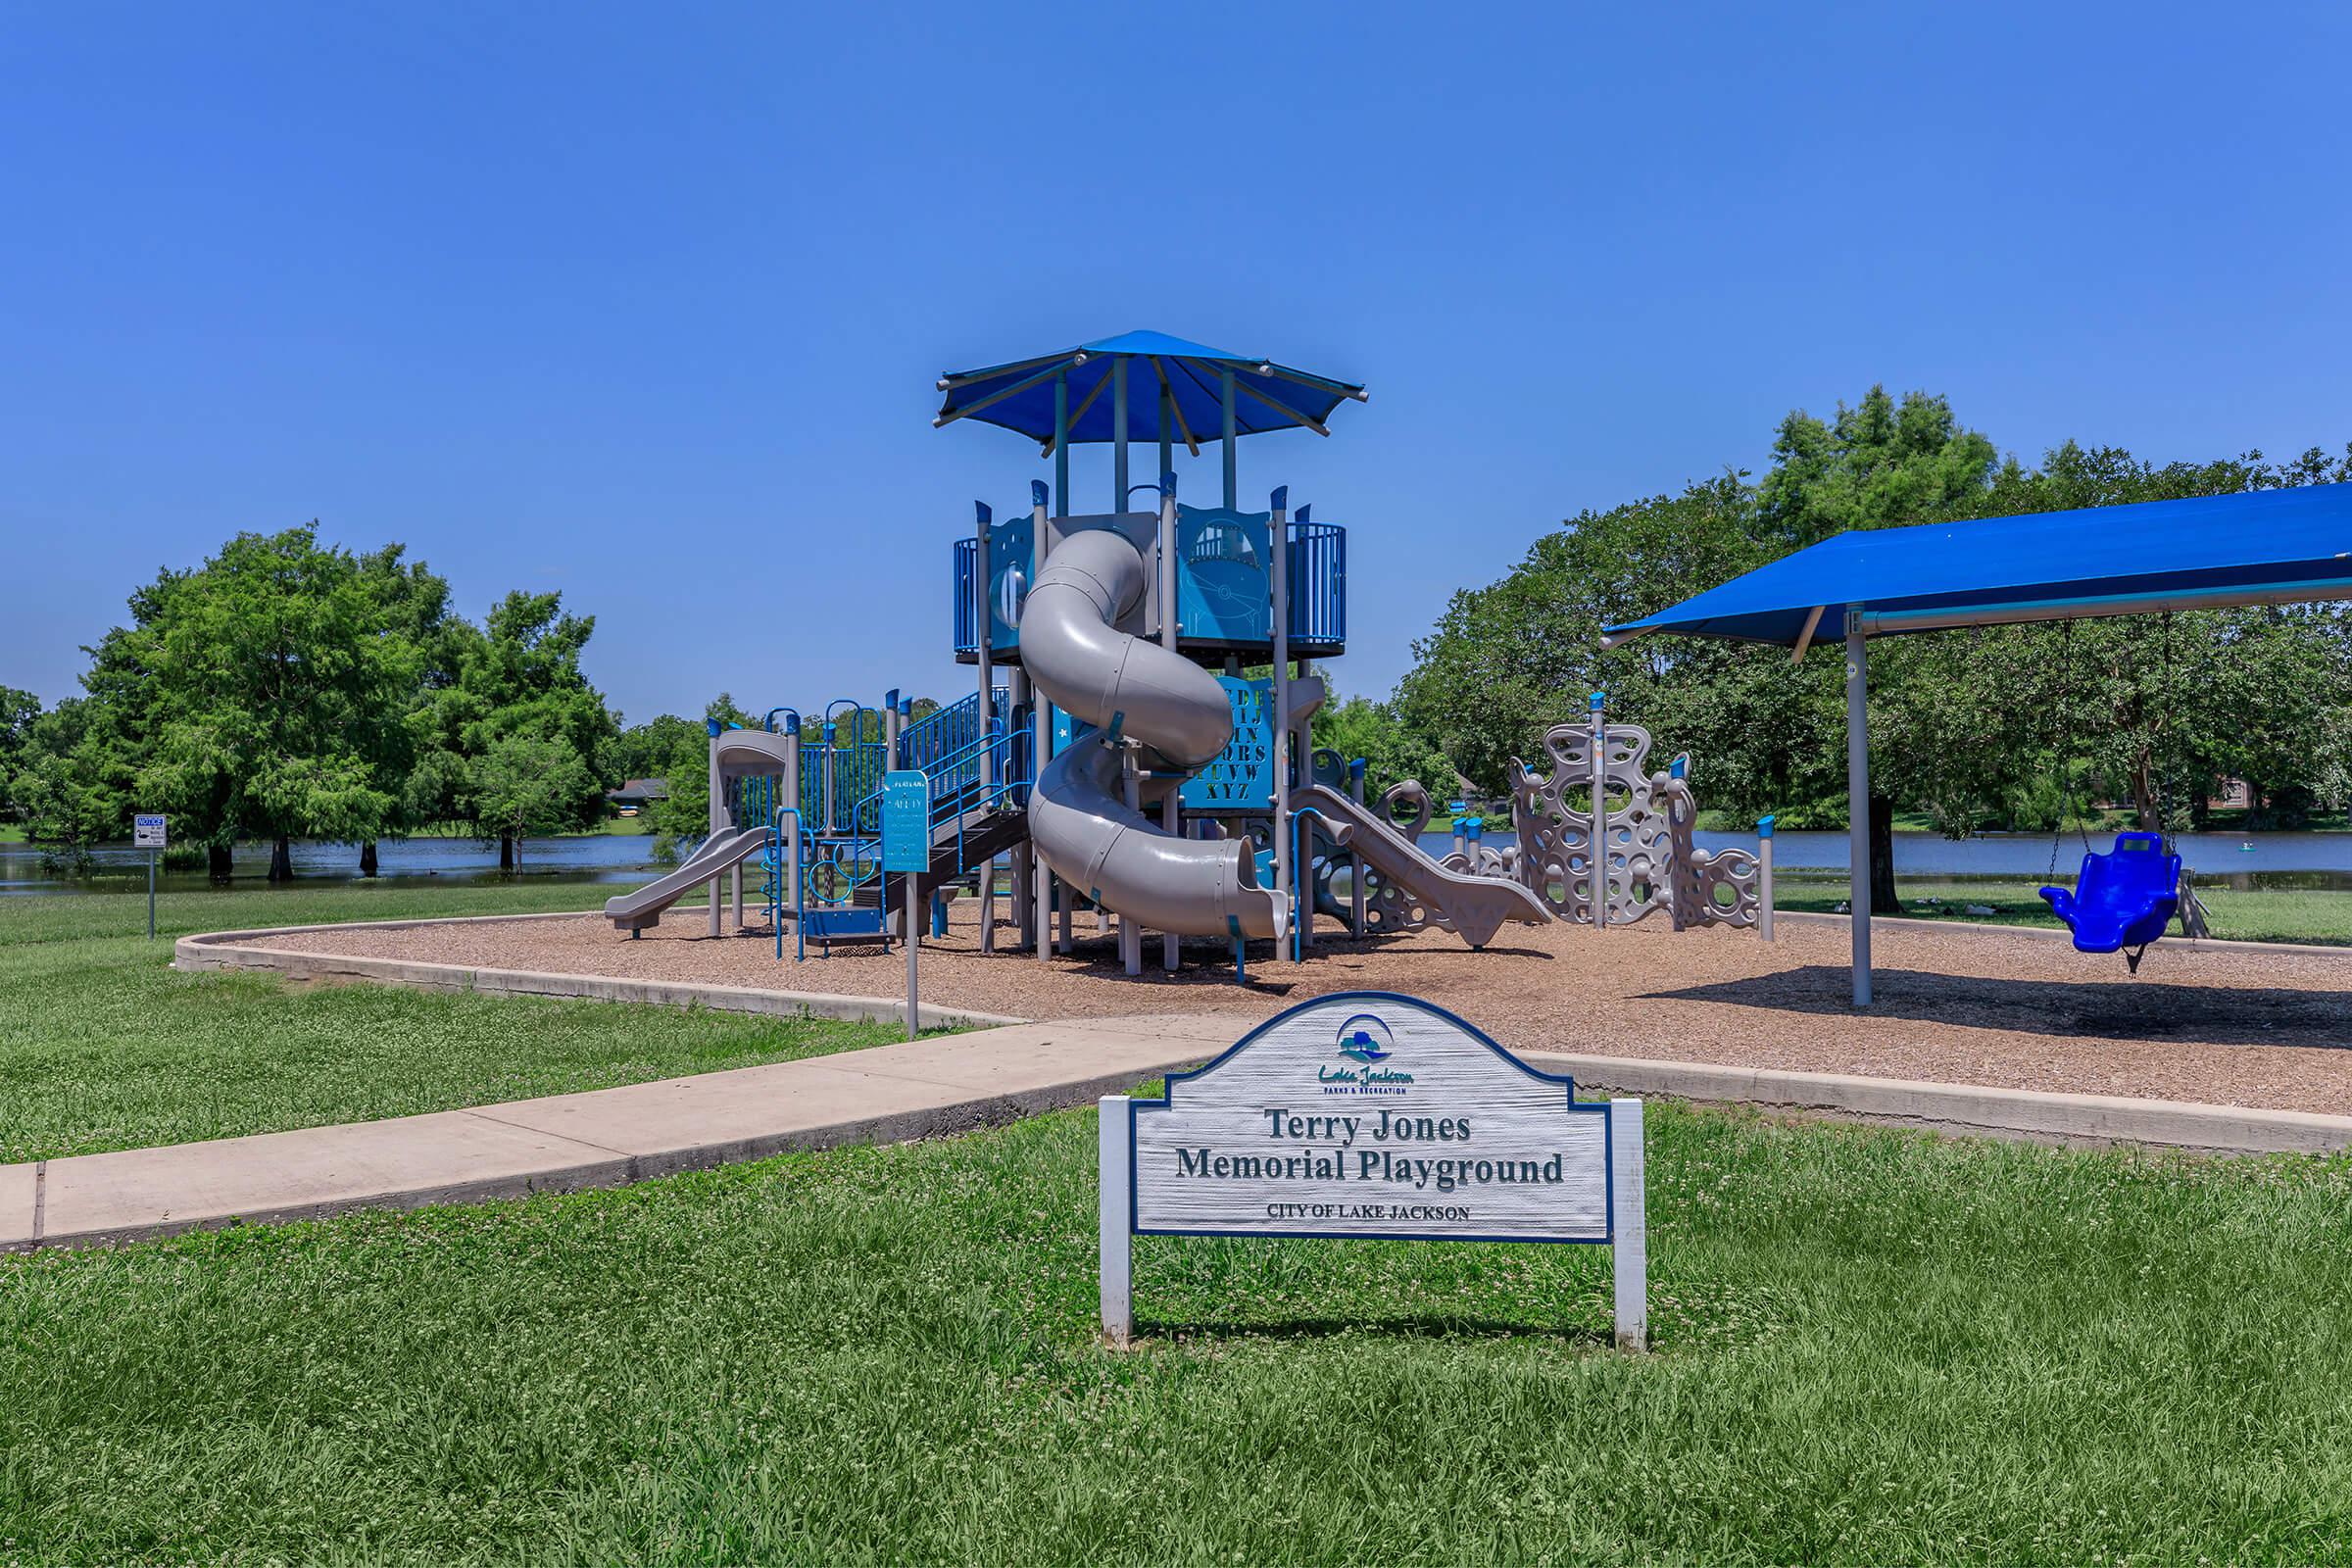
952, 536, 980, 656
1287, 520, 1347, 645
961, 519, 1345, 651
898, 688, 1009, 775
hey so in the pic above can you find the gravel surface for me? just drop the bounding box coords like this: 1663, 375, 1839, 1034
230, 901, 2352, 1114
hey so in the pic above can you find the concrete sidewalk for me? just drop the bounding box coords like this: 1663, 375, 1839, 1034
3, 1013, 1236, 1251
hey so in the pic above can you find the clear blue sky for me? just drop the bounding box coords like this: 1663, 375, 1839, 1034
6, 2, 2347, 724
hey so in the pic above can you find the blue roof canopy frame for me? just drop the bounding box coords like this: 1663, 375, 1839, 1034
934, 330, 1366, 451
1597, 480, 2352, 1009
1602, 483, 2352, 650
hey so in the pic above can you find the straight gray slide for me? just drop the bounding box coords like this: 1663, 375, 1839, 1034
604, 828, 768, 933
1294, 782, 1550, 949
1022, 525, 1287, 941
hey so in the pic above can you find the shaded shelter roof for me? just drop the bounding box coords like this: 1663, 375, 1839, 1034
1601, 483, 2352, 648
933, 330, 1366, 449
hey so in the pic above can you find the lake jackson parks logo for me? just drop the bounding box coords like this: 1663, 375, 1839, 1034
1320, 1013, 1415, 1095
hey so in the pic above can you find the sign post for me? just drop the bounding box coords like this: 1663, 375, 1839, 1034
133, 813, 168, 939
880, 769, 929, 1042
1100, 991, 1646, 1349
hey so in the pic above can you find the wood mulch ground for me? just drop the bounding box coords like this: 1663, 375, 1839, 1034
230, 900, 2352, 1115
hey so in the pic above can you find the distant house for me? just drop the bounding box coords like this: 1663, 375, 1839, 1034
607, 778, 669, 816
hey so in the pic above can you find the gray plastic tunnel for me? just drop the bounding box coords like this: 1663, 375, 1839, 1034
1022, 526, 1288, 942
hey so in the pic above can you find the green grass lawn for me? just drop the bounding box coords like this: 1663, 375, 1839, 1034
1778, 875, 2352, 946
4, 1098, 2348, 1563
0, 886, 898, 1162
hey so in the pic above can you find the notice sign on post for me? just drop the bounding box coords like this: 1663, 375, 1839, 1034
133, 813, 168, 849
880, 770, 928, 1041
1100, 992, 1646, 1348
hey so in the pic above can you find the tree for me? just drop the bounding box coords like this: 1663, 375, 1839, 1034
468, 731, 596, 870
0, 687, 39, 822
646, 693, 756, 847
1311, 687, 1459, 802
1395, 388, 2352, 914
409, 590, 617, 869
95, 526, 416, 882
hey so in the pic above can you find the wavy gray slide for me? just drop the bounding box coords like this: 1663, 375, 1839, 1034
1294, 782, 1551, 949
1023, 527, 1288, 941
604, 729, 799, 933
603, 828, 767, 932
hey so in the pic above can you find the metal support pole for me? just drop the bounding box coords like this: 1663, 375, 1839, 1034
1112, 358, 1128, 514
706, 717, 724, 938
1590, 690, 1607, 931
1271, 485, 1292, 944
975, 506, 996, 956
1157, 470, 1179, 970
1348, 757, 1366, 936
147, 850, 156, 939
905, 872, 920, 1041
1758, 814, 1777, 942
1844, 610, 1873, 1006
783, 715, 803, 913
1221, 368, 1237, 509
1054, 372, 1070, 519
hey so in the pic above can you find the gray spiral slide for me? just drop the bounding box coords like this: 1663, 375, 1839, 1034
1023, 527, 1289, 941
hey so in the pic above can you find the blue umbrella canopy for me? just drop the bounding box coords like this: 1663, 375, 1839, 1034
933, 329, 1366, 451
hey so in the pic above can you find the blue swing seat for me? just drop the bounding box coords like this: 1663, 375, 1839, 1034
2038, 832, 2180, 966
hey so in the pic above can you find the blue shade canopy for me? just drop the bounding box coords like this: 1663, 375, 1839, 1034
934, 330, 1366, 449
1602, 483, 2352, 647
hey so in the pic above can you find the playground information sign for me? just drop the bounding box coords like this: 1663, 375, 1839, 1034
133, 813, 168, 849
1099, 993, 1647, 1348
1178, 676, 1274, 811
879, 770, 928, 873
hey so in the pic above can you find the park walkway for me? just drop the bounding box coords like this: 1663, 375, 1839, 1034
1, 1013, 1237, 1250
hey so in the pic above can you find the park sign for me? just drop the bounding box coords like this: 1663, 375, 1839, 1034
879, 770, 929, 873
133, 813, 167, 849
1099, 993, 1647, 1348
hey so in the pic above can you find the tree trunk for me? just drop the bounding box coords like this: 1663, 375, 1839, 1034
499, 834, 515, 872
360, 841, 378, 878
268, 834, 293, 882
207, 843, 233, 885
1868, 793, 1901, 916
2132, 752, 2160, 832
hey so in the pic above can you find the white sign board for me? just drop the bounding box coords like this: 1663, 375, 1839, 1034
1100, 992, 1645, 1348
133, 813, 168, 850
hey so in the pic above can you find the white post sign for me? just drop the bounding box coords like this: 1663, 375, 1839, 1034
133, 813, 168, 849
1100, 992, 1646, 1349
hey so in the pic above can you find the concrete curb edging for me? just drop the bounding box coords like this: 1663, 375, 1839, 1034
175, 921, 1027, 1030
1526, 1050, 2352, 1154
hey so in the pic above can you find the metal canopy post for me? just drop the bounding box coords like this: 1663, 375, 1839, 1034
1112, 357, 1129, 512
1844, 608, 1872, 1006
1054, 372, 1070, 518
1271, 485, 1292, 955
975, 503, 996, 956
1221, 369, 1237, 509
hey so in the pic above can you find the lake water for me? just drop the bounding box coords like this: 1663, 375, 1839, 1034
8, 825, 2351, 897
0, 835, 668, 896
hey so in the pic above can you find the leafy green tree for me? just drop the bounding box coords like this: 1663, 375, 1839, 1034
1311, 687, 1458, 802
1395, 387, 2352, 913
409, 590, 617, 869
0, 687, 39, 822
91, 526, 417, 882
468, 731, 597, 870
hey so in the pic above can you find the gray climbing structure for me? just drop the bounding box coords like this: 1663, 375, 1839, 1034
1505, 705, 1759, 931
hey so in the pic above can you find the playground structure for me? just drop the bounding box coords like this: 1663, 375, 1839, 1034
604, 330, 1556, 973
1502, 693, 1760, 933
